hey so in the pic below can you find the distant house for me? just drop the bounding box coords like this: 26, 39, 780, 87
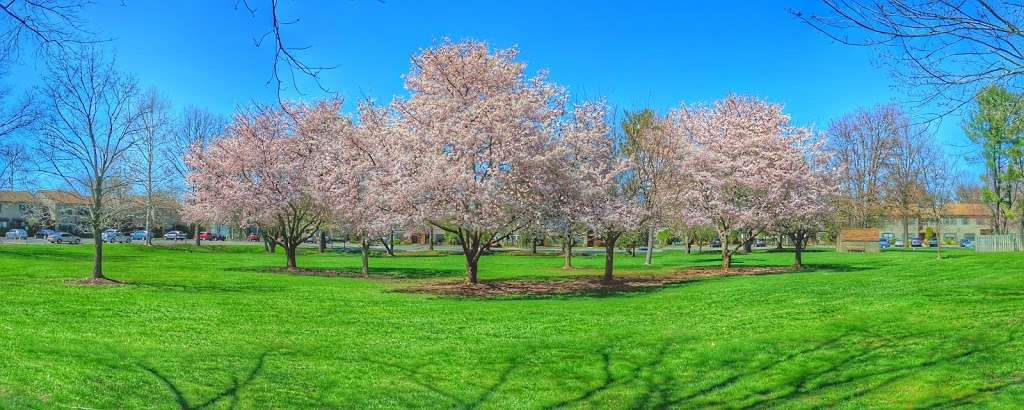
879, 203, 991, 244
836, 228, 880, 253
0, 191, 34, 231
36, 191, 91, 234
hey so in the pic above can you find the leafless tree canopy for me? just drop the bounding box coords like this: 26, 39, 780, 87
793, 1, 1024, 116
165, 106, 223, 190
0, 0, 91, 59
827, 105, 901, 227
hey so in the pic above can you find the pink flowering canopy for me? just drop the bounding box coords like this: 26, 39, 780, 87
319, 100, 412, 241
389, 39, 568, 282
552, 101, 643, 236
669, 95, 818, 266
393, 39, 565, 237
184, 101, 339, 267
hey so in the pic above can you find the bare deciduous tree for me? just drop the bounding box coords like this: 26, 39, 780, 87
887, 115, 933, 247
36, 47, 145, 281
131, 89, 173, 246
826, 105, 900, 228
923, 148, 958, 259
166, 106, 224, 246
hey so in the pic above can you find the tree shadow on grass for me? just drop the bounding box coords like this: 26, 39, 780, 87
139, 350, 271, 409
365, 356, 523, 409
540, 326, 1024, 409
800, 263, 874, 274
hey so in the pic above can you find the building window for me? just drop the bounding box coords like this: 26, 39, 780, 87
882, 232, 895, 240
961, 218, 969, 225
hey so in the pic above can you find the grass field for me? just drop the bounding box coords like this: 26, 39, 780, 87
0, 244, 1022, 408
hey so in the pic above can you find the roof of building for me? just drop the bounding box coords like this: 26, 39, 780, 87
0, 191, 34, 203
38, 190, 90, 205
942, 203, 989, 217
840, 228, 880, 242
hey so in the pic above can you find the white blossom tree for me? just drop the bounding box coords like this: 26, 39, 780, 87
393, 40, 564, 284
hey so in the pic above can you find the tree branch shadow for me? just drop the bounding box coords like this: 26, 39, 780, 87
140, 350, 271, 409
366, 355, 522, 409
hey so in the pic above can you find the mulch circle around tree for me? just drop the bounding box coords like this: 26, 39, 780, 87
65, 277, 124, 286
397, 267, 792, 298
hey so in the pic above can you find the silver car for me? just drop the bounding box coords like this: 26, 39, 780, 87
48, 232, 82, 244
163, 230, 187, 241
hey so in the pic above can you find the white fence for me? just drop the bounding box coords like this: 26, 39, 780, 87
976, 234, 1024, 253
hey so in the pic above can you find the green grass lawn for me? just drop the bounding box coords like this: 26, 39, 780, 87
1, 244, 1022, 408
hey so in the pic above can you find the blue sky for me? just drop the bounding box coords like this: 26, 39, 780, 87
12, 0, 975, 174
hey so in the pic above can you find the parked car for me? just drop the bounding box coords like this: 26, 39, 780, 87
48, 232, 81, 244
960, 239, 974, 249
101, 229, 124, 243
710, 238, 722, 248
927, 238, 938, 247
163, 230, 187, 241
247, 233, 260, 242
911, 238, 923, 247
879, 238, 890, 249
197, 232, 227, 241
894, 239, 905, 247
4, 229, 27, 240
754, 239, 766, 247
36, 229, 56, 239
131, 230, 152, 241
103, 230, 131, 243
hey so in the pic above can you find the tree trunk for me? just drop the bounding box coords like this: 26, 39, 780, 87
285, 246, 297, 270
194, 223, 201, 247
467, 257, 479, 284
562, 228, 574, 269
720, 229, 732, 270
935, 224, 942, 260
380, 237, 395, 256
360, 238, 370, 277
603, 235, 618, 284
92, 231, 104, 279
776, 234, 783, 250
318, 231, 327, 253
144, 206, 153, 246
686, 239, 692, 254
902, 218, 910, 248
263, 234, 277, 253
793, 236, 804, 269
428, 226, 434, 251
530, 236, 538, 254
644, 228, 654, 265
